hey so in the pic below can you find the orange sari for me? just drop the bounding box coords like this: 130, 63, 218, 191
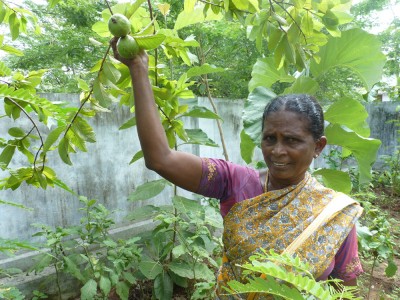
216, 173, 363, 299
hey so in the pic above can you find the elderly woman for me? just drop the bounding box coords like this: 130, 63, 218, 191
111, 42, 364, 299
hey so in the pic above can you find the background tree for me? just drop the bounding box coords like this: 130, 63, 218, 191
5, 0, 112, 92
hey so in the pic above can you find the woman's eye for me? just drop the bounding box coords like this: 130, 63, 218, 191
287, 138, 299, 143
264, 136, 275, 143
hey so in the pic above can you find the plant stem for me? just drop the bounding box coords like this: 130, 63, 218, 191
54, 262, 62, 300
197, 40, 229, 161
367, 255, 378, 300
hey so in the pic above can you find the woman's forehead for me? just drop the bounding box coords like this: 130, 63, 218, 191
263, 111, 312, 134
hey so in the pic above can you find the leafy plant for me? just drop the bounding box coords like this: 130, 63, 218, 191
127, 180, 223, 299
353, 190, 398, 299
30, 196, 142, 299
225, 249, 361, 300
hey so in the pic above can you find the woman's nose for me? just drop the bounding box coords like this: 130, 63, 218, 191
271, 142, 286, 155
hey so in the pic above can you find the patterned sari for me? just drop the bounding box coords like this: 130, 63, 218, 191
215, 173, 363, 299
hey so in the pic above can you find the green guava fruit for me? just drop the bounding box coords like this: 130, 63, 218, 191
108, 13, 131, 37
117, 35, 140, 59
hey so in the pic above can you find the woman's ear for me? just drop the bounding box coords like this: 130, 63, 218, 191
315, 136, 327, 155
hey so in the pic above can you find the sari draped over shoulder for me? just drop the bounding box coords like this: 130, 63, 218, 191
216, 173, 363, 299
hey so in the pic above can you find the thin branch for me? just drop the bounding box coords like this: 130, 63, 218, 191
272, 0, 307, 43
197, 38, 229, 161
104, 0, 114, 15
6, 98, 45, 169
197, 0, 223, 8
269, 0, 286, 33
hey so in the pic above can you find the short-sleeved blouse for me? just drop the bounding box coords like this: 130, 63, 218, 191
196, 158, 363, 281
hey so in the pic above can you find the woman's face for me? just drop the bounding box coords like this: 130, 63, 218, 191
261, 110, 326, 190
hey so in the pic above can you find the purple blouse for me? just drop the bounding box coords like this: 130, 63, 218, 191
197, 158, 363, 282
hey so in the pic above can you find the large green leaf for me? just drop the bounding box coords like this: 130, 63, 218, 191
116, 281, 130, 300
182, 105, 221, 119
310, 28, 386, 90
312, 169, 352, 194
139, 256, 163, 280
0, 61, 11, 76
128, 179, 170, 201
186, 64, 225, 78
172, 196, 203, 216
168, 260, 195, 279
81, 279, 97, 300
325, 124, 381, 184
93, 78, 117, 108
242, 87, 276, 144
134, 33, 166, 50
154, 271, 173, 300
174, 5, 222, 30
240, 129, 256, 164
324, 97, 370, 137
185, 129, 219, 147
249, 57, 294, 92
125, 205, 161, 221
0, 145, 16, 170
193, 263, 215, 280
119, 117, 136, 130
283, 77, 319, 95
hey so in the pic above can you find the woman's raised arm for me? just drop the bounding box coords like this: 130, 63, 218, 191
111, 38, 203, 192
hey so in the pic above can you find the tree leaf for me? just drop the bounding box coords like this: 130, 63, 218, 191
312, 169, 352, 194
185, 129, 219, 147
242, 87, 276, 144
385, 260, 398, 278
186, 64, 225, 78
324, 97, 370, 137
0, 145, 16, 170
0, 61, 11, 76
8, 127, 25, 138
182, 106, 221, 119
119, 117, 136, 130
116, 281, 130, 300
125, 205, 161, 221
93, 78, 115, 108
249, 57, 294, 92
193, 263, 215, 280
139, 256, 163, 280
81, 279, 97, 300
134, 33, 166, 50
172, 196, 203, 216
240, 129, 256, 164
174, 5, 222, 30
129, 150, 143, 164
168, 260, 194, 279
64, 256, 85, 282
58, 137, 73, 165
325, 124, 381, 184
43, 126, 66, 153
154, 272, 173, 300
0, 199, 32, 210
310, 28, 386, 90
103, 61, 121, 84
128, 179, 170, 201
99, 276, 111, 297
283, 77, 319, 95
8, 13, 20, 40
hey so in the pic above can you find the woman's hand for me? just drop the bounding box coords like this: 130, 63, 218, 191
109, 37, 148, 76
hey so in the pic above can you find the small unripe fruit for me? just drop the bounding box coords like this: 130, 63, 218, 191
108, 13, 131, 37
117, 35, 140, 59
